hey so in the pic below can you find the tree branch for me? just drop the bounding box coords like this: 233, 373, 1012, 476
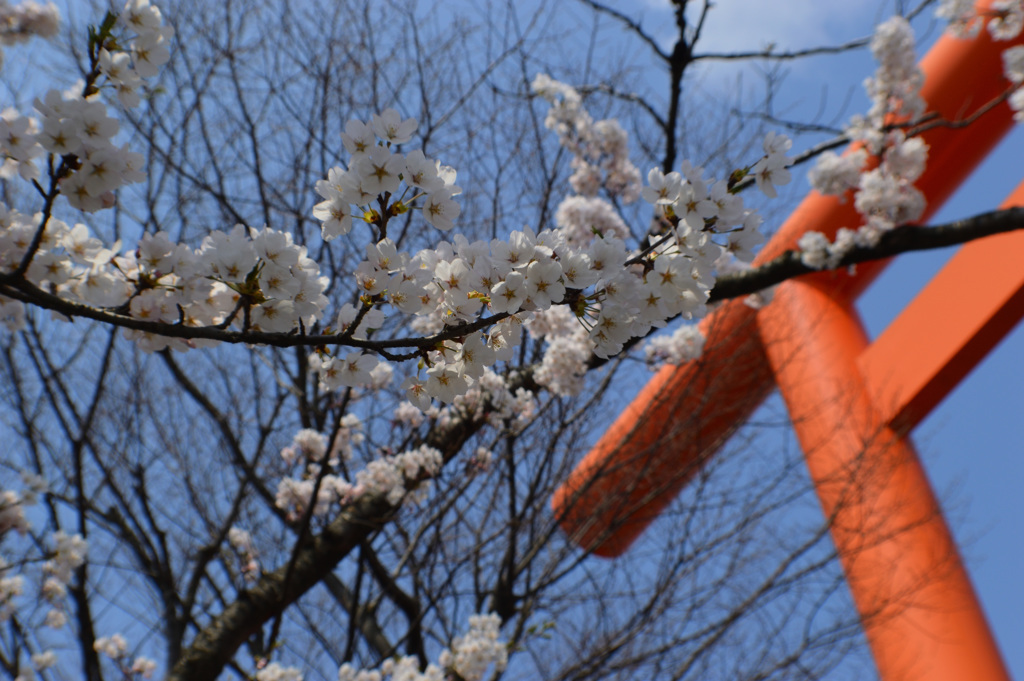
165, 370, 494, 681
3, 207, 1023, 355
574, 0, 669, 61
165, 493, 397, 681
692, 35, 872, 62
707, 207, 1024, 303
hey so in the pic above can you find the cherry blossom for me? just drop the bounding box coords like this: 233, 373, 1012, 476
371, 107, 417, 144
0, 1, 59, 68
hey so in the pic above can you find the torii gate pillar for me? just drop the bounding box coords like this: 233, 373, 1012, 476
759, 273, 1012, 681
552, 3, 1023, 680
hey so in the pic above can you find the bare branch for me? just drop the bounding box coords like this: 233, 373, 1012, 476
4, 207, 1023, 355
575, 0, 670, 61
707, 207, 1024, 303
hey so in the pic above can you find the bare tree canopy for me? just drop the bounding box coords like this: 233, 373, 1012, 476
0, 1, 1021, 680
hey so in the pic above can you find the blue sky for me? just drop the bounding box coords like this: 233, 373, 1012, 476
627, 0, 1024, 676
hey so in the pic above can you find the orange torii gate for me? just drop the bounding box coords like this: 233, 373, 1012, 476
551, 4, 1023, 681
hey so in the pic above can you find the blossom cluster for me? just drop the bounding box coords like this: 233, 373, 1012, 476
554, 195, 631, 247
643, 321, 705, 366
1, 478, 39, 625
2, 0, 794, 413
34, 88, 146, 205
256, 662, 304, 681
803, 16, 929, 268
308, 78, 790, 404
531, 74, 785, 377
277, 368, 535, 522
0, 478, 121, 676
94, 633, 157, 679
274, 418, 443, 519
938, 0, 1024, 40
528, 306, 593, 396
439, 613, 508, 681
313, 109, 462, 237
39, 530, 87, 624
802, 5, 1024, 270
279, 416, 365, 467
424, 366, 539, 430
1, 475, 159, 679
531, 73, 642, 200
1, 474, 58, 628
0, 0, 187, 335
13, 0, 172, 199
0, 555, 20, 624
0, 210, 330, 350
860, 14, 926, 135
1003, 43, 1024, 119
0, 476, 37, 536
0, 0, 59, 67
228, 527, 260, 584
0, 106, 44, 182
332, 612, 507, 681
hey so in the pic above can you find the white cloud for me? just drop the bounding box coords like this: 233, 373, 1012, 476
635, 0, 886, 56
698, 1, 883, 53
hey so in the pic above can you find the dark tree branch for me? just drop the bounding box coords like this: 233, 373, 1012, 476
165, 493, 399, 681
577, 83, 669, 132
165, 376, 493, 681
575, 0, 669, 61
707, 207, 1024, 303
0, 274, 512, 357
690, 0, 935, 62
3, 207, 1023, 355
662, 0, 692, 172
692, 36, 872, 62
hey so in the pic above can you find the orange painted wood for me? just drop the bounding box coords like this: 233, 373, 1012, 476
859, 180, 1024, 431
552, 1, 1024, 557
550, 299, 771, 556
759, 280, 1011, 681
